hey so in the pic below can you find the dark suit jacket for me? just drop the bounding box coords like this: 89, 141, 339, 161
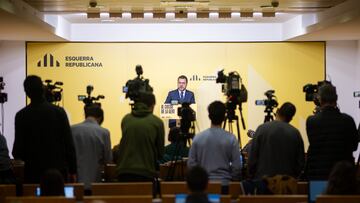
12, 99, 77, 183
165, 89, 195, 104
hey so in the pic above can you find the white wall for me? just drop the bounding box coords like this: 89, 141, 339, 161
0, 41, 26, 155
326, 40, 360, 159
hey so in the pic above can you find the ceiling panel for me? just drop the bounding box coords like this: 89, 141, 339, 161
23, 0, 347, 13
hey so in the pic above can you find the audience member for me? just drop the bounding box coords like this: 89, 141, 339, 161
188, 101, 241, 193
116, 92, 165, 182
306, 84, 358, 180
248, 102, 305, 179
40, 169, 65, 196
161, 127, 189, 163
0, 133, 16, 184
326, 161, 359, 195
12, 75, 77, 183
186, 166, 210, 203
71, 104, 112, 191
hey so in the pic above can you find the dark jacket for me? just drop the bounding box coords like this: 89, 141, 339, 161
306, 106, 358, 180
12, 99, 77, 183
116, 102, 165, 178
165, 89, 195, 104
248, 120, 305, 179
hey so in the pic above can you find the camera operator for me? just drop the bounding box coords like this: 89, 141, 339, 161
165, 75, 195, 128
12, 75, 77, 183
306, 84, 358, 180
247, 102, 305, 179
160, 127, 189, 164
71, 104, 112, 192
116, 92, 165, 182
188, 101, 241, 194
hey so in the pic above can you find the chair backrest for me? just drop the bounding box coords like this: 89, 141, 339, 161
316, 195, 360, 203
91, 182, 153, 196
297, 182, 308, 195
238, 195, 307, 203
83, 195, 153, 203
162, 194, 231, 203
6, 196, 76, 203
229, 182, 242, 199
160, 181, 221, 195
0, 185, 16, 203
22, 183, 84, 200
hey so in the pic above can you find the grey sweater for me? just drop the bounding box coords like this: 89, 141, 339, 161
188, 127, 242, 183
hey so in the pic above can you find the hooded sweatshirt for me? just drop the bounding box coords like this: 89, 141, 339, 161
116, 102, 165, 178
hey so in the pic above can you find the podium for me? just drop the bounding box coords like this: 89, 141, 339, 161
160, 104, 197, 127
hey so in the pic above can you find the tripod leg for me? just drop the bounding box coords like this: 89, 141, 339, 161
236, 118, 242, 149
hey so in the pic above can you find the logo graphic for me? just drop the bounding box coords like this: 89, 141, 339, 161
190, 75, 201, 81
37, 54, 60, 67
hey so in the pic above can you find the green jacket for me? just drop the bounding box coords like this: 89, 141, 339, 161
116, 103, 165, 178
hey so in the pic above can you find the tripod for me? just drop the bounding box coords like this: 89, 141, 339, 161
263, 106, 275, 123
222, 103, 246, 149
165, 122, 195, 181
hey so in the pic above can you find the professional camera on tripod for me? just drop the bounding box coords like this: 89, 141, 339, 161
0, 77, 7, 104
216, 69, 248, 148
44, 80, 63, 105
78, 85, 104, 107
123, 65, 153, 104
255, 90, 278, 123
303, 80, 331, 113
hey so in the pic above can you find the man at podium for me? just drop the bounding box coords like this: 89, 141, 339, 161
165, 75, 195, 127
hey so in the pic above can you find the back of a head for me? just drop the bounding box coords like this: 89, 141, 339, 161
40, 169, 65, 196
186, 166, 209, 193
208, 101, 226, 126
319, 84, 337, 105
326, 161, 358, 195
138, 92, 156, 108
277, 102, 296, 123
84, 104, 103, 119
24, 75, 44, 100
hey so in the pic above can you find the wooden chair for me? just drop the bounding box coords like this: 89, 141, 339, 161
229, 182, 242, 199
22, 183, 84, 200
297, 182, 308, 194
316, 195, 360, 203
6, 196, 76, 203
91, 182, 153, 196
83, 195, 153, 203
160, 181, 221, 195
0, 185, 16, 203
237, 195, 308, 203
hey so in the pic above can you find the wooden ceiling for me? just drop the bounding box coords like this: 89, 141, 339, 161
23, 0, 347, 13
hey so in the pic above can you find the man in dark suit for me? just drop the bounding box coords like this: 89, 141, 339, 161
165, 75, 195, 105
165, 75, 195, 128
12, 75, 77, 183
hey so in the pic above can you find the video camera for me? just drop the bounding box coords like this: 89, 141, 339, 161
216, 70, 248, 106
303, 80, 331, 106
123, 65, 153, 103
255, 90, 278, 108
44, 80, 63, 103
0, 77, 7, 104
78, 85, 105, 107
177, 102, 196, 139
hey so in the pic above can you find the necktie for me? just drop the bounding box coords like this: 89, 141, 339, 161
180, 91, 184, 100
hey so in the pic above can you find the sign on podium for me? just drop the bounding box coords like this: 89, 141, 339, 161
160, 103, 197, 119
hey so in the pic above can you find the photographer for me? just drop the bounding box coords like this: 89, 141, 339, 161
116, 92, 165, 182
306, 84, 358, 180
161, 127, 189, 163
247, 102, 305, 179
